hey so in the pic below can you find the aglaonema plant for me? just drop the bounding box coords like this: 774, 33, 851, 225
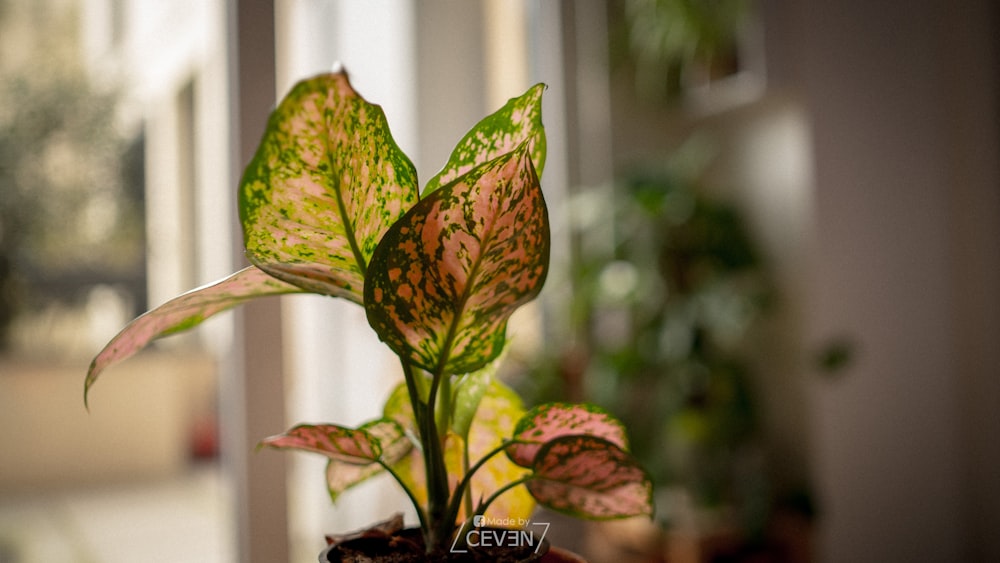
85, 69, 653, 555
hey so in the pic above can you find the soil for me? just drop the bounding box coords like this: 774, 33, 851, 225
320, 517, 549, 563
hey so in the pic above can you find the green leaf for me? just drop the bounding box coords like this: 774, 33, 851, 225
240, 71, 419, 303
506, 402, 629, 468
365, 144, 550, 375
527, 435, 653, 520
450, 366, 493, 439
424, 84, 547, 195
85, 266, 303, 403
259, 419, 411, 502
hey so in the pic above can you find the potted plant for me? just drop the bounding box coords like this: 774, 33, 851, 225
85, 69, 653, 561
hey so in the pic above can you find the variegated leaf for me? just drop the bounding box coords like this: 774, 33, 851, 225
240, 71, 419, 303
424, 84, 546, 195
85, 266, 302, 403
323, 458, 384, 503
506, 402, 629, 468
259, 418, 409, 464
323, 419, 413, 501
528, 435, 653, 520
365, 144, 549, 375
260, 419, 412, 501
383, 380, 534, 523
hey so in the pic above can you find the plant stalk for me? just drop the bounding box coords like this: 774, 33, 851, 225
403, 359, 452, 552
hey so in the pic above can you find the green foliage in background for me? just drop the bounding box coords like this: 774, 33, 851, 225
520, 145, 773, 532
0, 1, 144, 348
611, 0, 751, 102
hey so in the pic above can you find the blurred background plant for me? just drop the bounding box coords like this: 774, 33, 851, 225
507, 2, 820, 560
612, 0, 752, 103
515, 140, 776, 536
0, 0, 145, 353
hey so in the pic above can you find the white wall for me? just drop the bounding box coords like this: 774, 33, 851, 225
795, 0, 1000, 561
608, 0, 1000, 561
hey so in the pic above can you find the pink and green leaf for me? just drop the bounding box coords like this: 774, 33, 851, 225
364, 144, 549, 375
240, 71, 419, 303
259, 418, 409, 463
506, 402, 629, 468
85, 266, 303, 403
424, 83, 546, 195
527, 435, 653, 520
260, 418, 412, 501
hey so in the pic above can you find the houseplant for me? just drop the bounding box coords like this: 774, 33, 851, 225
85, 69, 653, 561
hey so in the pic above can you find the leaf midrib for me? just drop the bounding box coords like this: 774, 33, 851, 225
326, 119, 368, 279
432, 178, 505, 376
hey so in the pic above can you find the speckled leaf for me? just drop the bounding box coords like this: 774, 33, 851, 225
260, 419, 411, 501
424, 84, 546, 196
506, 402, 629, 468
260, 420, 389, 462
85, 266, 302, 403
240, 71, 419, 303
365, 144, 549, 375
528, 435, 653, 520
384, 379, 534, 523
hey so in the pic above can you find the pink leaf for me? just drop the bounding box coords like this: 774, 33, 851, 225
506, 402, 629, 468
259, 419, 409, 465
365, 144, 549, 375
528, 435, 653, 520
261, 419, 411, 501
85, 266, 302, 403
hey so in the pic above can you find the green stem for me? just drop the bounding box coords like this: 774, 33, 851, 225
437, 373, 451, 441
474, 475, 534, 519
462, 440, 473, 521
451, 473, 533, 555
379, 460, 428, 534
400, 360, 424, 430
401, 359, 449, 551
441, 440, 520, 530
409, 360, 452, 552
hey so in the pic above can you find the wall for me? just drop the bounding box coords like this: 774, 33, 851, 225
796, 0, 1000, 561
609, 0, 1000, 561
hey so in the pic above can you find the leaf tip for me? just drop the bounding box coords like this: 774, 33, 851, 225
83, 362, 100, 411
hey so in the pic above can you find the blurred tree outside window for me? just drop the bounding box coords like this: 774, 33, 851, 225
0, 0, 144, 353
